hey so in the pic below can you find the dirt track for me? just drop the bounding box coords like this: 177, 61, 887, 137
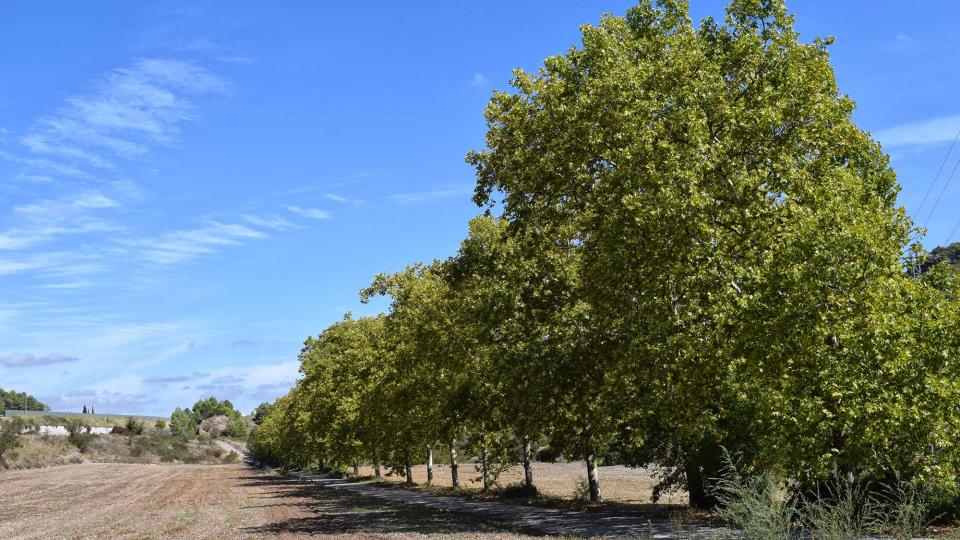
0, 463, 543, 539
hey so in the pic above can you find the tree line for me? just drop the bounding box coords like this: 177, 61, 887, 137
0, 388, 48, 413
249, 0, 960, 509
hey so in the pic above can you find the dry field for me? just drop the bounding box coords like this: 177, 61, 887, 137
5, 432, 236, 470
0, 462, 548, 539
358, 461, 688, 504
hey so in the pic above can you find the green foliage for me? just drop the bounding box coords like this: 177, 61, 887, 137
0, 388, 48, 412
224, 414, 248, 438
0, 417, 36, 467
125, 417, 144, 435
155, 419, 167, 430
191, 396, 238, 421
713, 455, 931, 538
248, 0, 960, 517
251, 402, 273, 425
170, 407, 198, 438
65, 418, 95, 453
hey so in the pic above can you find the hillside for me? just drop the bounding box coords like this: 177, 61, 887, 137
920, 242, 960, 274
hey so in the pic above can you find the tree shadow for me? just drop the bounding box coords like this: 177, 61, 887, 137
239, 472, 528, 536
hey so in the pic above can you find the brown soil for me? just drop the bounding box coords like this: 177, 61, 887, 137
358, 461, 688, 504
0, 463, 544, 539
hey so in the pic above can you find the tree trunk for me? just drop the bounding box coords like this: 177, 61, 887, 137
480, 446, 490, 491
686, 459, 710, 509
586, 452, 602, 502
352, 462, 359, 477
686, 439, 723, 509
374, 460, 382, 479
522, 437, 534, 490
449, 441, 459, 488
405, 454, 414, 485
426, 445, 434, 486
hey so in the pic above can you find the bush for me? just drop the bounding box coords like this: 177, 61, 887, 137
712, 454, 932, 539
155, 419, 167, 430
501, 482, 539, 498
536, 446, 559, 463
0, 417, 31, 467
225, 414, 249, 438
68, 432, 95, 453
125, 417, 144, 435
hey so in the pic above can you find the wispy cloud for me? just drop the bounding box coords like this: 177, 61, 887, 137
874, 115, 960, 148
387, 186, 473, 204
325, 193, 363, 204
240, 214, 296, 230
123, 221, 268, 264
0, 353, 79, 368
286, 205, 331, 219
21, 59, 226, 169
470, 73, 489, 87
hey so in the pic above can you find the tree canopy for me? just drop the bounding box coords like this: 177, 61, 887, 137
250, 0, 960, 509
0, 388, 48, 412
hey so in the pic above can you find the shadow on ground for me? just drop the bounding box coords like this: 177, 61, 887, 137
239, 473, 516, 536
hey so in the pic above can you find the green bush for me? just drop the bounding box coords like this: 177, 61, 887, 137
125, 417, 144, 435
712, 455, 933, 539
224, 414, 248, 438
155, 419, 167, 430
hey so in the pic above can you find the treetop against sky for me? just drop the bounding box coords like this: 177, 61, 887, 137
1, 0, 958, 416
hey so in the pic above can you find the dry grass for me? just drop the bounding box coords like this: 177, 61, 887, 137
358, 461, 688, 504
5, 432, 235, 469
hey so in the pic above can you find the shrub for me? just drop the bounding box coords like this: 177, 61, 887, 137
125, 417, 144, 435
712, 453, 933, 539
501, 482, 539, 498
711, 457, 797, 539
0, 417, 31, 468
224, 414, 249, 438
170, 407, 197, 438
155, 419, 167, 430
573, 475, 591, 501
68, 432, 95, 453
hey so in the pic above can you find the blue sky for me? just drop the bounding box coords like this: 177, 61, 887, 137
1, 1, 958, 416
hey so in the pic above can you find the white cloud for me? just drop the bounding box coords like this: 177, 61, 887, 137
0, 353, 78, 368
387, 186, 472, 204
123, 221, 268, 264
240, 214, 296, 230
470, 73, 489, 87
874, 115, 960, 148
286, 205, 331, 219
20, 58, 226, 168
324, 193, 363, 204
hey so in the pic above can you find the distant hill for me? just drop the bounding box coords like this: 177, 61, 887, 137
920, 242, 960, 274
0, 388, 48, 412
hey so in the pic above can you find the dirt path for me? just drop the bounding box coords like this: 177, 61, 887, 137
287, 471, 722, 539
0, 463, 550, 539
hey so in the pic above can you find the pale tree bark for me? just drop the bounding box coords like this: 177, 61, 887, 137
522, 437, 534, 490
449, 441, 460, 488
405, 454, 414, 485
426, 445, 434, 486
586, 452, 602, 502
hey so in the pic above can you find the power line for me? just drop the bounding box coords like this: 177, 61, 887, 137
915, 126, 960, 221
922, 150, 960, 230
944, 216, 960, 247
